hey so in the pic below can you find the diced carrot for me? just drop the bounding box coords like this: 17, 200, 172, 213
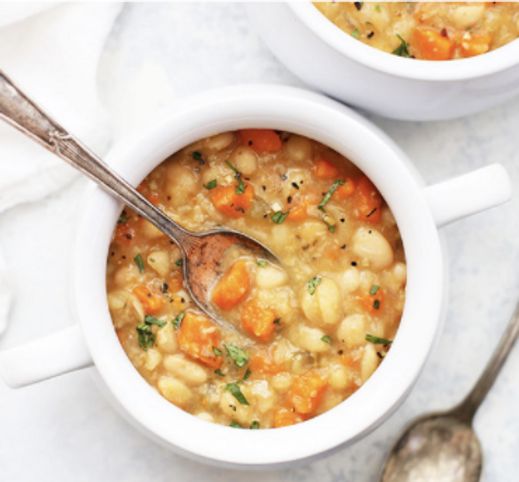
339, 353, 360, 370
460, 33, 491, 57
209, 184, 254, 218
354, 176, 382, 223
177, 311, 223, 368
273, 408, 303, 428
238, 129, 282, 153
133, 285, 165, 315
288, 370, 327, 416
241, 299, 278, 342
314, 158, 339, 179
212, 260, 250, 310
287, 204, 308, 222
114, 222, 136, 245
335, 177, 356, 200
249, 350, 285, 375
359, 287, 385, 315
412, 28, 455, 60
168, 272, 184, 293
137, 181, 160, 205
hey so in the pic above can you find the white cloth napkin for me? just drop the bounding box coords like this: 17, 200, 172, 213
0, 3, 122, 334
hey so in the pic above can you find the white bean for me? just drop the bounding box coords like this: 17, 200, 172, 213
360, 344, 379, 383
114, 264, 140, 288
144, 348, 162, 371
340, 267, 360, 293
301, 277, 342, 326
328, 364, 352, 390
156, 324, 178, 353
284, 135, 312, 162
230, 146, 258, 176
166, 164, 198, 206
450, 5, 485, 29
219, 390, 252, 425
271, 372, 293, 392
141, 219, 165, 239
256, 265, 288, 289
352, 227, 394, 271
147, 251, 170, 278
289, 324, 331, 353
157, 376, 193, 407
196, 412, 214, 423
392, 262, 407, 286
204, 132, 234, 152
163, 354, 208, 386
337, 314, 368, 348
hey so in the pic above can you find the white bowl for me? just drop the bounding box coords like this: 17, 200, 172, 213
247, 3, 519, 121
0, 85, 511, 468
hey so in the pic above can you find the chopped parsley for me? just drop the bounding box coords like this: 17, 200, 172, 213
307, 276, 322, 295
133, 253, 145, 273
273, 317, 281, 325
373, 299, 381, 310
172, 311, 185, 330
175, 258, 183, 267
225, 160, 246, 194
226, 382, 249, 405
392, 34, 411, 58
144, 315, 166, 328
369, 284, 380, 296
271, 210, 289, 224
204, 179, 217, 190
117, 211, 129, 224
318, 179, 345, 211
225, 344, 249, 368
250, 421, 260, 429
136, 323, 155, 350
321, 335, 332, 344
365, 334, 393, 345
256, 259, 268, 268
192, 151, 205, 164
243, 368, 252, 380
214, 368, 225, 377
213, 346, 223, 356
351, 28, 360, 39
229, 421, 242, 428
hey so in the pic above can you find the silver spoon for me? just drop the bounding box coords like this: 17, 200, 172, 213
380, 301, 519, 482
0, 70, 277, 330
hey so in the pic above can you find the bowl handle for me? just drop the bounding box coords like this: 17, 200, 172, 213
0, 325, 92, 388
424, 163, 511, 227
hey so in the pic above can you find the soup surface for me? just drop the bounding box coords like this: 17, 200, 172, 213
106, 130, 406, 429
315, 2, 519, 60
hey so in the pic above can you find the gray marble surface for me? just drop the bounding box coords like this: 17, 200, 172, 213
0, 4, 518, 481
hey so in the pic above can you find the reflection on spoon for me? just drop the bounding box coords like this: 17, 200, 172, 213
381, 302, 519, 482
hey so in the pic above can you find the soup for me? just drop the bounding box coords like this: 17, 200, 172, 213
315, 2, 519, 60
106, 129, 406, 429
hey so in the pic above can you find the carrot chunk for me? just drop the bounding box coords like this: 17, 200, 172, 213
209, 184, 254, 218
249, 350, 285, 375
359, 285, 385, 315
238, 129, 282, 153
241, 299, 278, 342
273, 408, 303, 428
177, 311, 222, 368
212, 260, 250, 310
412, 28, 455, 60
314, 158, 339, 180
335, 177, 356, 200
288, 370, 327, 416
133, 285, 165, 315
354, 176, 382, 223
287, 204, 308, 222
460, 33, 491, 58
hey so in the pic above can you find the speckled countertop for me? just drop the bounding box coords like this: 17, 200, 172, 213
0, 4, 518, 481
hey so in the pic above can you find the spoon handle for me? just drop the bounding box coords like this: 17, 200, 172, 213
0, 70, 191, 250
455, 301, 519, 422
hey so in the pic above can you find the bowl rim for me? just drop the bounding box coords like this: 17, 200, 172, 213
74, 84, 444, 467
290, 3, 519, 82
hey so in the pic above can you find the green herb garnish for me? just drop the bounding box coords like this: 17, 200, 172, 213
321, 335, 332, 344
192, 151, 205, 164
392, 34, 411, 58
175, 258, 183, 267
226, 382, 249, 405
373, 299, 381, 310
225, 344, 249, 368
173, 311, 185, 330
204, 179, 217, 190
250, 421, 260, 429
213, 346, 223, 356
365, 334, 392, 345
318, 179, 345, 211
134, 253, 145, 273
243, 368, 252, 380
235, 178, 246, 194
351, 28, 360, 39
117, 211, 129, 224
214, 368, 225, 377
375, 4, 381, 12
257, 259, 268, 267
144, 315, 166, 328
273, 317, 281, 325
229, 421, 242, 428
369, 284, 380, 296
307, 276, 322, 295
226, 160, 246, 194
271, 210, 289, 224
136, 323, 155, 350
